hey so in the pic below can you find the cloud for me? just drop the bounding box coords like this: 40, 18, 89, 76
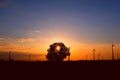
0, 38, 4, 41
0, 37, 13, 48
0, 37, 35, 43
0, 42, 12, 46
18, 38, 34, 43
35, 30, 40, 33
29, 30, 41, 35
0, 0, 8, 7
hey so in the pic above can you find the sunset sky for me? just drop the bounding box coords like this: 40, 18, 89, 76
0, 0, 120, 61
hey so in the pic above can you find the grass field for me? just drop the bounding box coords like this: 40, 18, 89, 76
0, 60, 120, 79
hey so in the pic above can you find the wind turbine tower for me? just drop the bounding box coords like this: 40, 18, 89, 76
93, 49, 96, 61
112, 42, 115, 60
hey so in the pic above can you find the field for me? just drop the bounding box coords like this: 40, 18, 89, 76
0, 60, 120, 79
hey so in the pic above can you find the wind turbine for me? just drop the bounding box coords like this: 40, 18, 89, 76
111, 41, 120, 60
93, 49, 96, 61
9, 51, 12, 61
112, 42, 115, 60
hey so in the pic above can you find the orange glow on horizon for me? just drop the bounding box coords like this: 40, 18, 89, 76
0, 35, 119, 61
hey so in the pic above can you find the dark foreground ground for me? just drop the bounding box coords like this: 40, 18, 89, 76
0, 60, 120, 79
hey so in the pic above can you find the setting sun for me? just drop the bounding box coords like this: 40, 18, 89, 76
56, 46, 60, 51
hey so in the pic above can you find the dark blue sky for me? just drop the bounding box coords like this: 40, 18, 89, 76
0, 0, 120, 43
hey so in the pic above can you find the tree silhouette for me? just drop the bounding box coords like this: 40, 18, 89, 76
46, 42, 70, 61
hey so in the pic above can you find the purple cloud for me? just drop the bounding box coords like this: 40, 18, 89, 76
0, 0, 8, 7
